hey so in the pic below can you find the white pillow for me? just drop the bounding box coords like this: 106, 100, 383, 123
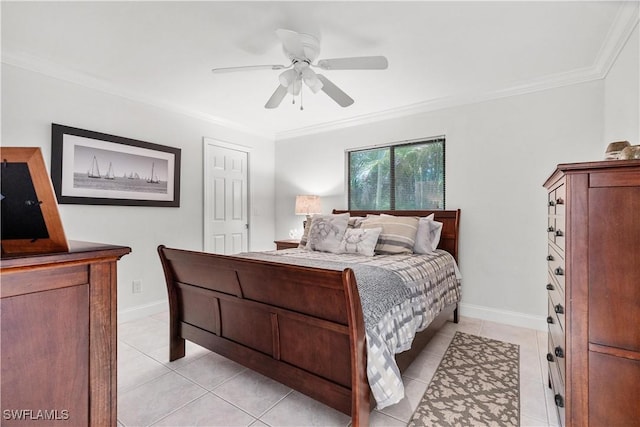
413, 214, 443, 254
305, 213, 350, 253
338, 227, 382, 256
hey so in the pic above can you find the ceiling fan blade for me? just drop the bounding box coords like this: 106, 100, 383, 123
275, 29, 307, 59
212, 64, 288, 73
316, 74, 354, 107
316, 56, 388, 70
265, 85, 288, 109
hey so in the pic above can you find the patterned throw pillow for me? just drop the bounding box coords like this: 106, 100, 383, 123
337, 227, 382, 256
413, 214, 444, 254
361, 215, 419, 254
305, 213, 350, 253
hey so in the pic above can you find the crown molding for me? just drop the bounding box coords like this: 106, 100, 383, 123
3, 2, 637, 143
275, 66, 602, 140
275, 2, 640, 141
1, 50, 275, 140
593, 1, 640, 79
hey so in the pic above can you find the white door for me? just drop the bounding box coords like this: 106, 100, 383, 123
204, 140, 249, 254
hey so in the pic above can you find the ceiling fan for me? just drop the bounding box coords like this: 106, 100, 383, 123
211, 29, 388, 109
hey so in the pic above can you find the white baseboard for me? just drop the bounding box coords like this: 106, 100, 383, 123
118, 299, 168, 324
459, 302, 546, 332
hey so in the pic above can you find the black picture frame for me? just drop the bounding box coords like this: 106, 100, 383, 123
51, 124, 181, 207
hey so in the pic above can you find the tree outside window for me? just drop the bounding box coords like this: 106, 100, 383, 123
348, 138, 445, 210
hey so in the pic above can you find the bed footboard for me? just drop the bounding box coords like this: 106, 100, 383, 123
157, 245, 370, 426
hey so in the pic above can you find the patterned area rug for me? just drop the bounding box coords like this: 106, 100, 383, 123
408, 332, 520, 426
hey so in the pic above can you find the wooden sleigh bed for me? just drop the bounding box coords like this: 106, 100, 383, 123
157, 209, 460, 426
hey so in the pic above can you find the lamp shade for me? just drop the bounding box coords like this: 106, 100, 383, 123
295, 195, 321, 215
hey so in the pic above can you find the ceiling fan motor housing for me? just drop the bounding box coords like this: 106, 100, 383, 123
282, 32, 321, 63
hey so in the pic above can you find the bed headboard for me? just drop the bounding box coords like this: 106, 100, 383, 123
332, 209, 461, 262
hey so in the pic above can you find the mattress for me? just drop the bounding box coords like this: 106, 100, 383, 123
239, 248, 461, 409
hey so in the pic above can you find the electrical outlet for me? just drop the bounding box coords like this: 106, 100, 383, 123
132, 280, 142, 294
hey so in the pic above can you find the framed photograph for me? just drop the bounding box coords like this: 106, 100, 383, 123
1, 147, 69, 255
51, 124, 181, 207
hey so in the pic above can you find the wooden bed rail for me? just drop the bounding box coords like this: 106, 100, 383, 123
157, 245, 371, 426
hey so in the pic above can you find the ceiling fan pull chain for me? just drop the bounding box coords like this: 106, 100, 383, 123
300, 87, 304, 111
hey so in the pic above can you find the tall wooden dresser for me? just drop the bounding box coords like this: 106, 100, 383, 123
544, 160, 640, 427
1, 241, 130, 426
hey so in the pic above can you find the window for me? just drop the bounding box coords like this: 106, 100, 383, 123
348, 137, 445, 210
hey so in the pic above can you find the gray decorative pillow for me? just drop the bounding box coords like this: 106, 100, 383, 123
338, 227, 382, 256
361, 215, 419, 254
305, 213, 350, 253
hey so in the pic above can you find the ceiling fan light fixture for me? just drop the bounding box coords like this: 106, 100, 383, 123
306, 77, 323, 94
301, 67, 323, 93
278, 69, 297, 87
287, 79, 302, 95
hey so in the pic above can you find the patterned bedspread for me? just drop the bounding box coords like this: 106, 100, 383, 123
239, 249, 461, 409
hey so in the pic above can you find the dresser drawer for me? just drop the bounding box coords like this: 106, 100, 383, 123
554, 184, 566, 216
589, 351, 640, 426
548, 183, 566, 216
547, 299, 566, 382
547, 246, 565, 292
547, 273, 565, 329
548, 339, 566, 427
547, 218, 566, 251
547, 297, 565, 355
554, 217, 565, 251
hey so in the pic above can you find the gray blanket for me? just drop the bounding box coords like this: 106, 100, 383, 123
238, 251, 409, 329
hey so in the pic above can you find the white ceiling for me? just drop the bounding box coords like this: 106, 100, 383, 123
2, 1, 638, 139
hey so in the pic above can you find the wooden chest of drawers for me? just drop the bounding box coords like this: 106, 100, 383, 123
1, 241, 130, 426
544, 160, 640, 427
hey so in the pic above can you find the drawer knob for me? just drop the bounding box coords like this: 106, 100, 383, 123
547, 255, 554, 261
554, 267, 564, 276
548, 200, 556, 207
546, 353, 554, 362
554, 304, 564, 314
555, 230, 563, 237
554, 346, 564, 358
546, 283, 554, 291
547, 226, 555, 232
555, 394, 564, 408
556, 198, 564, 205
546, 316, 554, 324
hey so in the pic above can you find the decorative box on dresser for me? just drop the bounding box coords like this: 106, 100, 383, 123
543, 160, 640, 427
1, 241, 130, 426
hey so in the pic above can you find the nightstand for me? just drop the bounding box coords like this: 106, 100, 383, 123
274, 239, 300, 250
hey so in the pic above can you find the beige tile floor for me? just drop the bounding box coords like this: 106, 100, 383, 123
117, 313, 558, 426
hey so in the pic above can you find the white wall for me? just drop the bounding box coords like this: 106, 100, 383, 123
1, 64, 276, 320
604, 22, 639, 146
274, 81, 605, 329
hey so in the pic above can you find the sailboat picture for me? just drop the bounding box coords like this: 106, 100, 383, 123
73, 144, 169, 196
55, 124, 180, 206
